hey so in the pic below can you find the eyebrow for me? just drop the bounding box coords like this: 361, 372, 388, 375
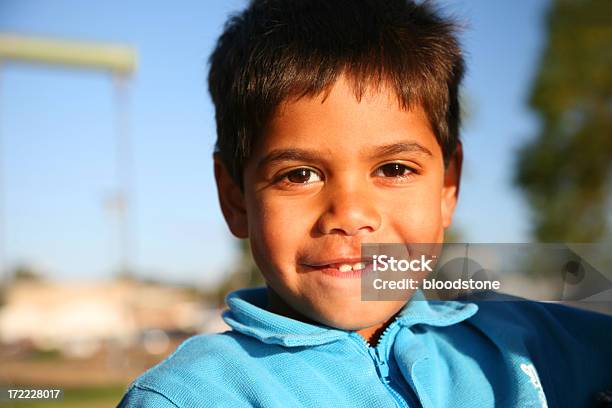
257, 141, 433, 170
370, 141, 433, 158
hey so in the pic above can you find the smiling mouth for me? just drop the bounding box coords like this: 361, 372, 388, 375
303, 259, 374, 278
326, 261, 368, 272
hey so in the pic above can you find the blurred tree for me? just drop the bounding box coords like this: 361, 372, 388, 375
444, 225, 465, 243
211, 240, 265, 306
12, 264, 43, 282
515, 0, 612, 241
0, 264, 43, 305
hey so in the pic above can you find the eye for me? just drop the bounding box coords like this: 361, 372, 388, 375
279, 168, 322, 184
374, 163, 415, 178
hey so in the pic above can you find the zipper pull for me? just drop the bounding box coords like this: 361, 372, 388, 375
369, 347, 390, 380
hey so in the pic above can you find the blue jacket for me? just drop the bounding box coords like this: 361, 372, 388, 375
117, 287, 612, 407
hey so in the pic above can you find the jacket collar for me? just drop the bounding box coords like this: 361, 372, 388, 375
222, 286, 478, 347
395, 289, 479, 328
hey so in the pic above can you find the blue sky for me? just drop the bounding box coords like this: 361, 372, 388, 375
0, 0, 549, 286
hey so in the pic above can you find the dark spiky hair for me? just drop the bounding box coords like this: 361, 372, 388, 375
209, 0, 464, 187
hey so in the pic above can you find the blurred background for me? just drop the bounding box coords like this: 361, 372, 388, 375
0, 0, 610, 406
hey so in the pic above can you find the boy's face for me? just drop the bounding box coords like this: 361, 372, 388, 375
215, 76, 461, 330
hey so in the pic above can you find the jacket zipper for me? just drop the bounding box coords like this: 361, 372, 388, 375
350, 322, 419, 408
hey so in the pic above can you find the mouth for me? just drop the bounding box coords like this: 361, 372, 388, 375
302, 258, 374, 278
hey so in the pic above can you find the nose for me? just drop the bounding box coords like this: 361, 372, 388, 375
316, 180, 381, 236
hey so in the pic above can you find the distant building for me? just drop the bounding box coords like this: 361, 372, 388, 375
0, 280, 227, 357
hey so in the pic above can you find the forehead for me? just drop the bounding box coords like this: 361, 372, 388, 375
254, 76, 441, 160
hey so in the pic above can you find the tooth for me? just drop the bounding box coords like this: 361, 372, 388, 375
352, 262, 365, 270
338, 264, 353, 272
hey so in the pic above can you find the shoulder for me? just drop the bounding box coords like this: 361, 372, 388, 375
465, 295, 612, 405
118, 331, 269, 408
143, 330, 259, 374
468, 295, 612, 380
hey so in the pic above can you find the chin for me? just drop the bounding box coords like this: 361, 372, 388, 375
310, 301, 405, 331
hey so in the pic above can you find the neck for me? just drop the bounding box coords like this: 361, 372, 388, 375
357, 309, 402, 347
356, 322, 388, 347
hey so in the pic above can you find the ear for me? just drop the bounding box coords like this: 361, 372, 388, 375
441, 141, 463, 229
213, 154, 248, 238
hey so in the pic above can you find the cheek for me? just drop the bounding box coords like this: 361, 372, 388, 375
247, 195, 312, 270
385, 180, 444, 241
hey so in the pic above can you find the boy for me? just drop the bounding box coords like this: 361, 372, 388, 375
118, 1, 612, 407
